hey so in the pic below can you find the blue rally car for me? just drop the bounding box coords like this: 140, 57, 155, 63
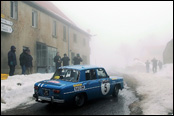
33, 65, 124, 107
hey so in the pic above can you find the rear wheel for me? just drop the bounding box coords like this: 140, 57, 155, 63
112, 85, 119, 97
74, 94, 85, 107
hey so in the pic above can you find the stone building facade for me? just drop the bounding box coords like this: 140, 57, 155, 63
163, 39, 173, 64
1, 1, 91, 74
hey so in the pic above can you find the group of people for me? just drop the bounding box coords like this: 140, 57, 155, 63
54, 52, 83, 70
8, 45, 83, 76
8, 45, 33, 76
145, 58, 163, 73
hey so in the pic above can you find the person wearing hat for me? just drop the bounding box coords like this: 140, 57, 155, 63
61, 53, 70, 66
8, 46, 17, 76
19, 48, 28, 74
54, 52, 62, 70
73, 53, 83, 65
26, 49, 33, 74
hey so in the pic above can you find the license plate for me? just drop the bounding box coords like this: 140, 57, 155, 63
43, 89, 49, 96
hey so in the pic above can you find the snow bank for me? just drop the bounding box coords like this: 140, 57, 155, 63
1, 73, 53, 111
125, 64, 173, 115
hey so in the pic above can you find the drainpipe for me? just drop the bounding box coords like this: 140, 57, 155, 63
68, 26, 70, 57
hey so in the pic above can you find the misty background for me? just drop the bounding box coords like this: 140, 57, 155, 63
51, 1, 173, 70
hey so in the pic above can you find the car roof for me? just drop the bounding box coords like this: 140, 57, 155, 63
59, 65, 103, 71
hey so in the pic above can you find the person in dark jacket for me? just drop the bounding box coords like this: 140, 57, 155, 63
54, 52, 62, 70
8, 46, 17, 76
26, 49, 33, 74
19, 48, 28, 74
151, 57, 158, 73
61, 53, 70, 66
73, 53, 83, 65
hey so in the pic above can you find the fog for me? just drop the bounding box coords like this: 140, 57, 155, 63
51, 1, 173, 71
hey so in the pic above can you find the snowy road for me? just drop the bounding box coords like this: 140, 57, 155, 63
1, 81, 140, 115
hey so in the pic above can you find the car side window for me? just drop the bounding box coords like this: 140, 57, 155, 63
90, 69, 97, 80
97, 68, 107, 79
85, 69, 97, 80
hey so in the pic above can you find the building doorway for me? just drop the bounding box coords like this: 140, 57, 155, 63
71, 52, 75, 65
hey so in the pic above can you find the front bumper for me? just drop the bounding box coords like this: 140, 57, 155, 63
33, 94, 64, 103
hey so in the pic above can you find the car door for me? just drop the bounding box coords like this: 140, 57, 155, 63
83, 69, 100, 100
96, 68, 111, 97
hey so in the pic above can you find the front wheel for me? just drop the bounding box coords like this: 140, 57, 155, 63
74, 94, 85, 107
112, 85, 119, 97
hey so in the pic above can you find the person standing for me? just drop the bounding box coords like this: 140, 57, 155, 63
145, 60, 150, 73
73, 53, 83, 65
54, 52, 62, 70
26, 49, 33, 74
61, 53, 70, 66
8, 46, 17, 76
158, 60, 163, 70
151, 57, 158, 73
19, 48, 28, 74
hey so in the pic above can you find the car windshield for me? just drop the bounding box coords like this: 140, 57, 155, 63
51, 69, 80, 82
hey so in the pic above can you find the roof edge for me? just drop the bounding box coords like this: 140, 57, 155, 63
22, 1, 91, 37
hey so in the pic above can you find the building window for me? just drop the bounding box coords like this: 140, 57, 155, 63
32, 10, 38, 28
63, 26, 66, 41
52, 20, 57, 37
11, 1, 18, 19
83, 38, 86, 46
73, 34, 77, 43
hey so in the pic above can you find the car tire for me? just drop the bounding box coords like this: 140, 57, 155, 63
74, 93, 85, 107
112, 85, 119, 97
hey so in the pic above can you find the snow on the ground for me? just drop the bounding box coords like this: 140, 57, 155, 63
1, 64, 173, 115
124, 63, 173, 115
1, 73, 53, 111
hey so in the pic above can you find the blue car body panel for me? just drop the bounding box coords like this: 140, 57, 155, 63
33, 65, 124, 104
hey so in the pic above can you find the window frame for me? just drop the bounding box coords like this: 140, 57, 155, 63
52, 20, 57, 37
85, 69, 97, 80
32, 10, 38, 28
96, 68, 108, 79
10, 1, 18, 19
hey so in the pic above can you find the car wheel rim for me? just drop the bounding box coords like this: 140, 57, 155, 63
114, 86, 119, 96
75, 95, 84, 106
115, 86, 118, 94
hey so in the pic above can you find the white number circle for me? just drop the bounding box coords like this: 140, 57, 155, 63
101, 83, 110, 95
